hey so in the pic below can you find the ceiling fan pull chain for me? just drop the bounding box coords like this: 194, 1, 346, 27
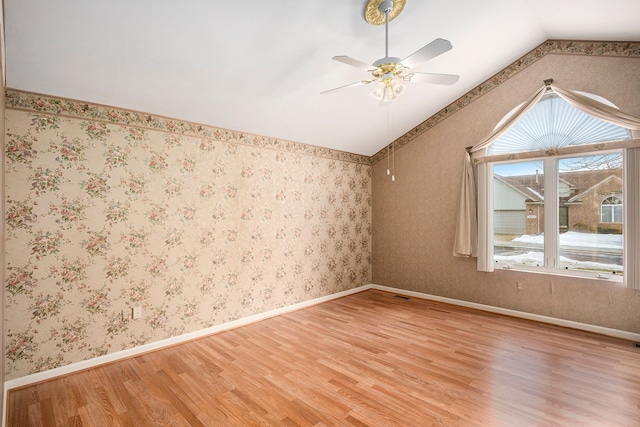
387, 144, 391, 176
389, 140, 396, 182
392, 139, 396, 182
387, 102, 396, 182
387, 103, 392, 176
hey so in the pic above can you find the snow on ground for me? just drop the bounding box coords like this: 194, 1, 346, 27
496, 231, 623, 272
494, 251, 544, 266
513, 231, 622, 250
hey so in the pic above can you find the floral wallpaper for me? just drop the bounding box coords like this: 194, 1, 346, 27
4, 91, 372, 380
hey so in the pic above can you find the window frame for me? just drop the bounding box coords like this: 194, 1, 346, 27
487, 149, 626, 282
470, 86, 640, 289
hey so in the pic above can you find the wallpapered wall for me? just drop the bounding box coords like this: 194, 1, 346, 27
372, 47, 640, 333
4, 92, 372, 380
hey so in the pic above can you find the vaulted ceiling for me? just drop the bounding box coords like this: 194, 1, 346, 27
5, 0, 640, 156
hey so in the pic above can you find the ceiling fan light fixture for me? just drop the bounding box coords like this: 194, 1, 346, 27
370, 84, 385, 101
370, 78, 405, 104
391, 80, 405, 97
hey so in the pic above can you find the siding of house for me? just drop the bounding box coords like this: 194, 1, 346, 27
524, 202, 544, 235
493, 177, 527, 235
372, 45, 640, 333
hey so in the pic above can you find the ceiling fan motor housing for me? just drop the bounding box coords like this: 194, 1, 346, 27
372, 57, 402, 67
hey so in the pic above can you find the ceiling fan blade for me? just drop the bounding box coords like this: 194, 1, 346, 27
401, 38, 453, 70
321, 79, 375, 95
332, 55, 373, 70
404, 72, 459, 85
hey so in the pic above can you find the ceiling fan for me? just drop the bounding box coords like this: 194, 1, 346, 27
321, 0, 459, 104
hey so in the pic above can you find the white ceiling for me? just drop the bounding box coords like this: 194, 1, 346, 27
5, 0, 640, 156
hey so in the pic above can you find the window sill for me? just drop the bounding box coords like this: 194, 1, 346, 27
495, 264, 624, 284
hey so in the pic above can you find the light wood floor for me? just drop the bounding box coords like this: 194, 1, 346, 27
7, 289, 640, 426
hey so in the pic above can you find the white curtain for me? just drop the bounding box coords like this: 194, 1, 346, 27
453, 82, 640, 259
552, 85, 640, 130
624, 146, 640, 290
453, 151, 477, 257
476, 162, 493, 272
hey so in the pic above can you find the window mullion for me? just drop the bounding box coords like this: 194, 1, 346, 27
543, 158, 558, 271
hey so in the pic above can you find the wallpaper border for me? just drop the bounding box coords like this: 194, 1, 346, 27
5, 40, 640, 168
369, 40, 640, 164
4, 90, 371, 166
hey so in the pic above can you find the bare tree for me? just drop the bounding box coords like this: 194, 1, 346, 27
559, 153, 622, 171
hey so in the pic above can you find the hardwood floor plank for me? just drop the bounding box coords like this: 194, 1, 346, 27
124, 379, 185, 427
26, 401, 45, 427
67, 414, 83, 427
7, 289, 640, 426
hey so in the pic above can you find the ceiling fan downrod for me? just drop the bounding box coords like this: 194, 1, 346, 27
381, 0, 392, 59
372, 0, 401, 68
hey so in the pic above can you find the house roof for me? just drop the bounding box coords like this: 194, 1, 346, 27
496, 174, 545, 203
568, 175, 623, 203
497, 169, 622, 204
4, 1, 640, 157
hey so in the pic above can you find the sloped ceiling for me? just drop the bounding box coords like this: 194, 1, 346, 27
5, 0, 640, 156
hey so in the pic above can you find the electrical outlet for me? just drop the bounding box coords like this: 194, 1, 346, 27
517, 282, 523, 291
132, 306, 142, 320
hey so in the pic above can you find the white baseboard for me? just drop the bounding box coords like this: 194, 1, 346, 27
7, 283, 639, 392
3, 286, 366, 394
370, 284, 640, 342
4, 283, 639, 425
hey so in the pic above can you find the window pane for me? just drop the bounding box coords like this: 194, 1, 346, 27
493, 161, 544, 268
558, 154, 623, 275
614, 205, 623, 223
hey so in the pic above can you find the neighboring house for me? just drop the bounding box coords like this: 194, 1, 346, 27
567, 174, 623, 233
494, 169, 623, 236
493, 174, 544, 235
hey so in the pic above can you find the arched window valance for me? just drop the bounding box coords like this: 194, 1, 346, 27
488, 93, 631, 155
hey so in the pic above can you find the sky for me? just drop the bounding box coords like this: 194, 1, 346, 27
494, 161, 543, 177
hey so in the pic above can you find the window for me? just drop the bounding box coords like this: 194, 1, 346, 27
601, 195, 623, 223
493, 161, 545, 269
479, 91, 637, 282
557, 153, 623, 274
492, 152, 624, 276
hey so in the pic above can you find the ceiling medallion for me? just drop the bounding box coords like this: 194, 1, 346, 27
364, 0, 406, 25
